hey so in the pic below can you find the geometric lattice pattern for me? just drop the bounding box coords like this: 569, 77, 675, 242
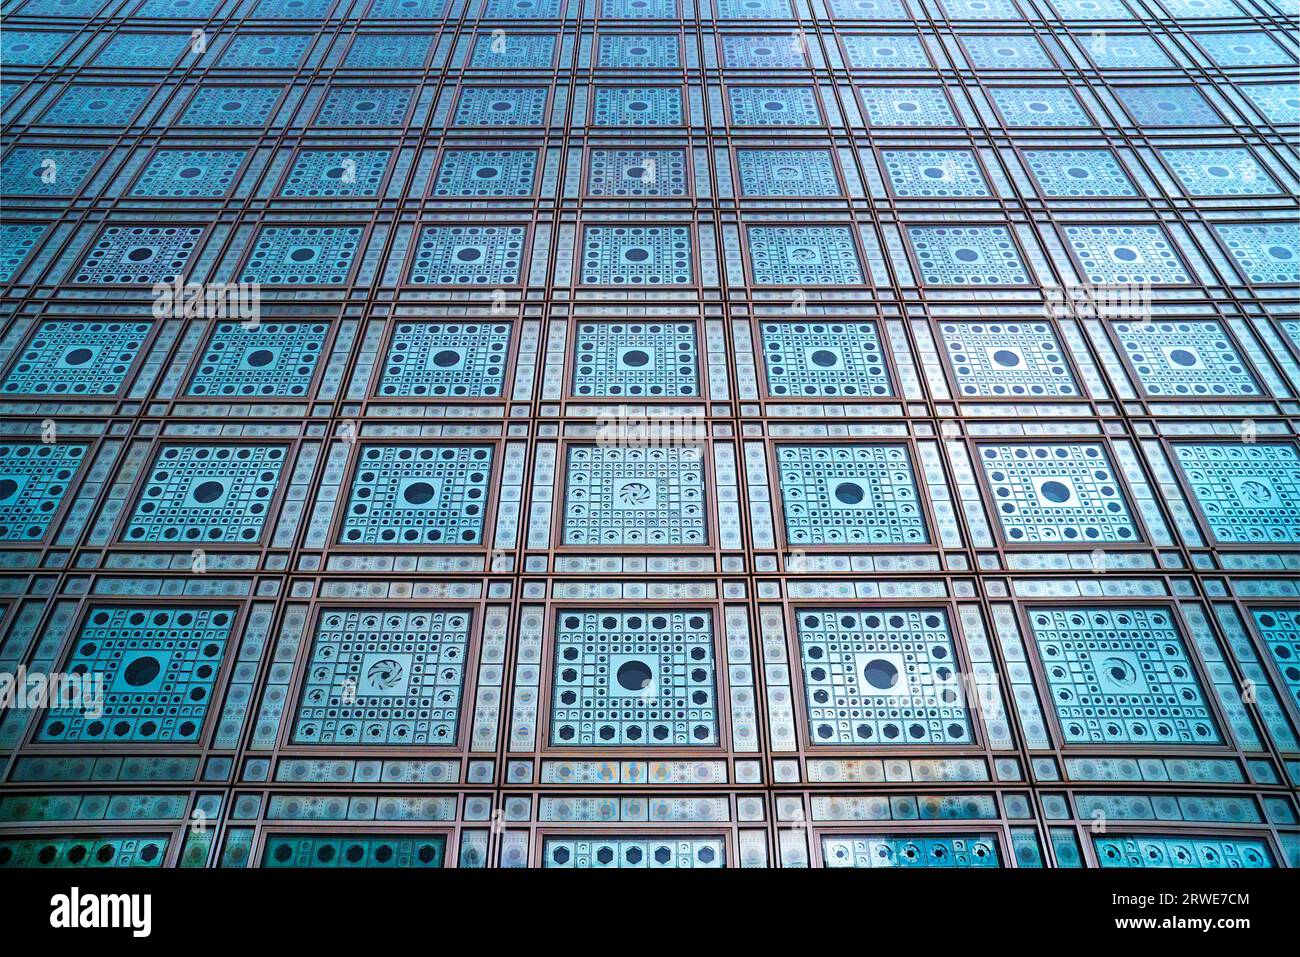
186, 322, 327, 398
337, 445, 494, 545
1113, 320, 1259, 398
262, 835, 446, 868
1171, 443, 1300, 544
550, 609, 718, 746
1, 320, 149, 396
796, 608, 970, 745
562, 445, 707, 546
544, 837, 724, 868
823, 835, 1001, 868
0, 442, 85, 541
1093, 836, 1273, 869
378, 322, 511, 398
760, 321, 892, 397
572, 322, 698, 397
1026, 607, 1220, 745
37, 606, 234, 743
776, 444, 929, 545
938, 322, 1079, 398
977, 443, 1139, 544
1250, 609, 1300, 708
293, 609, 470, 745
123, 444, 287, 543
3, 0, 1298, 876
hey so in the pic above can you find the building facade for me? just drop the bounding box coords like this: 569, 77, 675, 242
0, 0, 1297, 868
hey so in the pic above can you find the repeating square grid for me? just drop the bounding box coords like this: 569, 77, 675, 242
572, 321, 699, 397
293, 609, 471, 745
469, 34, 555, 68
1026, 607, 1220, 746
123, 444, 287, 544
36, 606, 234, 744
1241, 83, 1299, 126
592, 87, 683, 127
776, 444, 929, 546
92, 34, 188, 68
562, 445, 707, 546
1172, 443, 1300, 545
976, 443, 1140, 544
378, 322, 511, 397
281, 150, 390, 198
550, 609, 719, 746
858, 86, 956, 126
882, 149, 988, 197
990, 87, 1090, 127
1213, 224, 1300, 285
1094, 836, 1272, 870
728, 87, 822, 127
178, 87, 282, 127
220, 36, 313, 69
0, 442, 86, 540
796, 608, 971, 746
1196, 32, 1293, 67
840, 35, 929, 69
0, 32, 70, 66
0, 225, 44, 282
746, 226, 864, 285
1159, 148, 1280, 197
1022, 150, 1136, 198
1064, 225, 1190, 285
453, 87, 548, 126
73, 226, 203, 285
960, 35, 1052, 69
721, 35, 807, 68
1250, 610, 1300, 708
315, 87, 413, 127
409, 226, 525, 285
940, 0, 1020, 17
601, 0, 675, 15
580, 226, 692, 285
717, 0, 792, 16
131, 149, 247, 198
545, 838, 723, 868
827, 0, 910, 17
1114, 87, 1222, 126
2, 320, 149, 396
596, 36, 679, 68
760, 321, 892, 398
431, 150, 537, 197
907, 226, 1030, 286
239, 226, 362, 285
484, 0, 562, 16
1155, 0, 1245, 15
587, 149, 688, 197
263, 836, 445, 868
737, 149, 840, 197
1114, 321, 1259, 398
186, 322, 328, 398
345, 35, 433, 69
1083, 35, 1173, 69
337, 445, 494, 545
2, 147, 101, 197
823, 835, 1000, 868
41, 86, 153, 126
938, 322, 1079, 398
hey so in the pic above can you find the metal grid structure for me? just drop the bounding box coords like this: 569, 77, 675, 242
0, 0, 1298, 870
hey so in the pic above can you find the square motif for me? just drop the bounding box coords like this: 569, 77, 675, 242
572, 321, 699, 397
337, 445, 494, 545
976, 442, 1140, 544
562, 445, 707, 545
550, 609, 718, 746
776, 444, 929, 546
293, 609, 471, 745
